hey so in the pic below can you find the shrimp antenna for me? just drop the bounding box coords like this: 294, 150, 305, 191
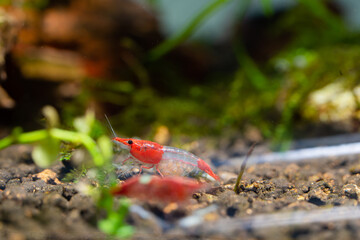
104, 114, 118, 138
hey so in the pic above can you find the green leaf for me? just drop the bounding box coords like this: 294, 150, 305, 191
115, 225, 134, 238
97, 135, 113, 163
32, 137, 60, 168
260, 0, 273, 16
98, 217, 115, 234
73, 110, 95, 134
98, 195, 133, 238
42, 105, 59, 128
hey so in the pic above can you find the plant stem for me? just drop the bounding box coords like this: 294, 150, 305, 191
233, 43, 269, 91
0, 129, 48, 149
148, 0, 231, 61
0, 135, 13, 149
299, 0, 344, 31
50, 129, 105, 166
0, 128, 104, 166
234, 142, 256, 194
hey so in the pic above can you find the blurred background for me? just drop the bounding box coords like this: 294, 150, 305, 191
1, 0, 360, 149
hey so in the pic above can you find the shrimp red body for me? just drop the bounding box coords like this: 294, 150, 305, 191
111, 175, 204, 203
113, 137, 220, 181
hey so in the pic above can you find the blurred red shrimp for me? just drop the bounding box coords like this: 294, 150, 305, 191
111, 175, 204, 203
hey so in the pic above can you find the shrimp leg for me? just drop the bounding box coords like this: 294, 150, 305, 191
122, 156, 133, 165
139, 165, 154, 175
138, 165, 165, 177
155, 165, 164, 177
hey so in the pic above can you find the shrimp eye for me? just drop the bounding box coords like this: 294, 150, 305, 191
128, 140, 133, 145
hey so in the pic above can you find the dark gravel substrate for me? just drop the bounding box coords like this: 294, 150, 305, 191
0, 145, 105, 240
2, 144, 360, 239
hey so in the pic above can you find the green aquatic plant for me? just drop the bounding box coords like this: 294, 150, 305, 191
0, 106, 133, 238
234, 143, 256, 194
98, 192, 134, 238
148, 0, 232, 60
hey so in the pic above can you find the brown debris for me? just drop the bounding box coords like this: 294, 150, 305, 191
33, 169, 61, 185
0, 86, 15, 108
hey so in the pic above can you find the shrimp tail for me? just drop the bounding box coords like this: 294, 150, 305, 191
197, 159, 220, 181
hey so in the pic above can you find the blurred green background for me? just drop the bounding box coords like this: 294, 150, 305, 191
1, 0, 360, 148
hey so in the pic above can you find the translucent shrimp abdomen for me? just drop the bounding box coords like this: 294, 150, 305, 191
157, 146, 205, 178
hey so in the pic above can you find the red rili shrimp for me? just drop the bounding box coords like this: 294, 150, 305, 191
111, 175, 204, 203
114, 137, 220, 181
105, 116, 220, 181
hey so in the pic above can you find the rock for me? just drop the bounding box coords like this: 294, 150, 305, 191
33, 169, 61, 185
22, 180, 64, 194
284, 201, 318, 211
0, 179, 5, 190
43, 192, 68, 210
0, 169, 12, 182
68, 193, 97, 222
10, 164, 38, 178
62, 185, 77, 200
128, 204, 166, 234
6, 178, 21, 187
219, 171, 238, 184
284, 163, 300, 181
349, 164, 360, 174
342, 184, 360, 199
308, 188, 328, 206
8, 231, 26, 240
3, 186, 27, 201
